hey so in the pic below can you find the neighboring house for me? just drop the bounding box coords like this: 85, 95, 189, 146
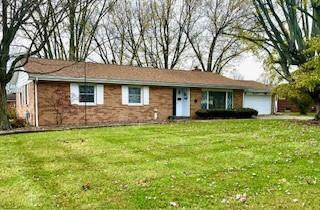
276, 98, 316, 113
11, 58, 272, 127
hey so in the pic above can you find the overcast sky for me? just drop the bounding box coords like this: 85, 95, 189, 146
237, 53, 264, 80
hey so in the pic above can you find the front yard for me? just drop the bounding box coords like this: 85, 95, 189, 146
0, 120, 319, 209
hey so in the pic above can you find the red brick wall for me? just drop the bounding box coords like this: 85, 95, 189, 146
234, 89, 244, 108
37, 81, 174, 126
277, 99, 315, 113
33, 81, 246, 126
277, 99, 300, 112
190, 88, 202, 118
16, 82, 35, 126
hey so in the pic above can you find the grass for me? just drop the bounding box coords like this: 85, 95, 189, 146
0, 119, 319, 209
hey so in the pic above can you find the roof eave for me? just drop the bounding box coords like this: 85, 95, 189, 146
29, 74, 271, 92
245, 89, 272, 94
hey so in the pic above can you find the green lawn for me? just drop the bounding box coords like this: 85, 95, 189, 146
0, 120, 319, 209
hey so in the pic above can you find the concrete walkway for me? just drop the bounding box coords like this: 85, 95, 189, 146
258, 114, 314, 121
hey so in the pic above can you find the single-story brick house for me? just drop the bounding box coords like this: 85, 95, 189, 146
10, 58, 272, 127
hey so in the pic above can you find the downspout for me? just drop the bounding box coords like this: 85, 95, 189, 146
34, 78, 39, 127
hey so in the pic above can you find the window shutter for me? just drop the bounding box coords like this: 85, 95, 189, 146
121, 85, 128, 105
96, 84, 104, 105
143, 86, 149, 105
70, 83, 79, 104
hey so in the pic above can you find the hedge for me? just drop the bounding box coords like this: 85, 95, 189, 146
196, 108, 258, 119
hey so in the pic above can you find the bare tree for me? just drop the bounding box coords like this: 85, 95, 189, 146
0, 0, 65, 129
185, 0, 252, 73
94, 21, 126, 65
94, 0, 148, 66
68, 0, 116, 61
94, 0, 250, 72
26, 0, 116, 61
228, 69, 245, 80
143, 0, 194, 69
257, 72, 272, 85
94, 0, 197, 69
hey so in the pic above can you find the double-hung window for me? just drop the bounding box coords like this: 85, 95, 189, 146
70, 83, 104, 105
201, 90, 233, 110
128, 87, 142, 104
20, 85, 28, 106
121, 85, 149, 106
79, 84, 95, 103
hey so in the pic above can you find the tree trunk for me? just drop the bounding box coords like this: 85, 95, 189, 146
313, 90, 320, 121
69, 0, 76, 61
0, 82, 10, 130
316, 103, 320, 121
315, 99, 320, 121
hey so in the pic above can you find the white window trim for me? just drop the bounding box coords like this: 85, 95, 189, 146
206, 91, 209, 109
78, 84, 97, 106
128, 86, 143, 106
202, 90, 234, 110
226, 91, 234, 109
20, 85, 29, 106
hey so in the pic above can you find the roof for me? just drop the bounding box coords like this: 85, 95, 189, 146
22, 58, 271, 92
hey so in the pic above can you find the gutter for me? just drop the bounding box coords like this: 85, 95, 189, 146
244, 89, 272, 94
29, 74, 271, 93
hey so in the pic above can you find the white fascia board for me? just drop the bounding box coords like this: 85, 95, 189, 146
7, 67, 30, 93
28, 74, 271, 93
244, 89, 272, 94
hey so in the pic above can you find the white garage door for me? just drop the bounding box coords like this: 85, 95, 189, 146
243, 94, 272, 115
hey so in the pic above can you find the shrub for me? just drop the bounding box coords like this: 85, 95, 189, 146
7, 106, 17, 120
10, 118, 27, 129
234, 108, 259, 118
196, 108, 258, 119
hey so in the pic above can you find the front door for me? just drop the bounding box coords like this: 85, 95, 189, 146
176, 88, 190, 117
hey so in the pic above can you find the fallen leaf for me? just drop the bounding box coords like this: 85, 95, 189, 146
235, 193, 248, 203
82, 183, 91, 191
169, 201, 178, 207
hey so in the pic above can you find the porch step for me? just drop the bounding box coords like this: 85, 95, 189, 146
168, 116, 190, 121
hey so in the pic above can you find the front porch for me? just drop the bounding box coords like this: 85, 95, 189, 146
171, 87, 244, 119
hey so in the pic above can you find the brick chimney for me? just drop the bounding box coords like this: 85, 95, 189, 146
192, 66, 201, 72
